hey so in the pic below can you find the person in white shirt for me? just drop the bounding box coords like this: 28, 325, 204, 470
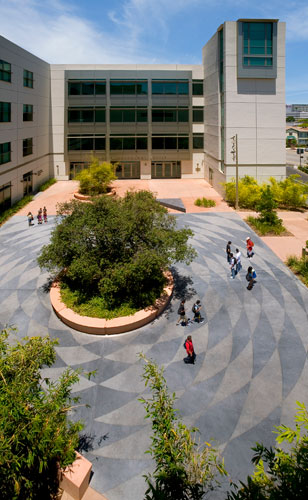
235, 248, 242, 273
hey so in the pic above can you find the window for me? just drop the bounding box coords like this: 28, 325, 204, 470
152, 81, 189, 95
193, 134, 204, 149
109, 136, 147, 150
192, 107, 203, 122
110, 108, 148, 122
23, 70, 33, 88
0, 182, 11, 212
0, 142, 11, 165
23, 138, 33, 156
68, 108, 105, 123
0, 102, 11, 122
110, 81, 148, 95
68, 81, 106, 96
152, 108, 189, 122
23, 104, 33, 121
0, 60, 11, 82
192, 80, 203, 96
243, 22, 273, 67
152, 136, 189, 150
67, 136, 106, 151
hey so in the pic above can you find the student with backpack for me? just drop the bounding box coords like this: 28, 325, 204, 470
183, 335, 196, 364
230, 253, 236, 279
246, 266, 257, 290
192, 300, 204, 323
176, 299, 189, 326
246, 237, 254, 258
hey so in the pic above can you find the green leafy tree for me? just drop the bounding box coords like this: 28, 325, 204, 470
255, 185, 282, 226
76, 157, 116, 195
224, 176, 262, 209
270, 175, 307, 210
139, 354, 226, 500
298, 119, 308, 128
286, 116, 295, 122
227, 402, 308, 499
0, 327, 83, 500
38, 191, 196, 310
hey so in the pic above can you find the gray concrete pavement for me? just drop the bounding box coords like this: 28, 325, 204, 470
0, 213, 307, 499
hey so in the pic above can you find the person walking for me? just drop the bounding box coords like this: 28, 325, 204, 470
27, 212, 34, 226
37, 208, 43, 225
230, 253, 236, 279
176, 299, 189, 326
226, 241, 232, 263
235, 248, 242, 273
192, 300, 204, 323
183, 335, 196, 364
246, 266, 257, 290
43, 206, 48, 223
246, 237, 254, 258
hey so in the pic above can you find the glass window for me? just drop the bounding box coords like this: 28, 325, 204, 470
94, 138, 105, 150
165, 137, 177, 149
152, 137, 164, 149
122, 82, 135, 95
23, 104, 33, 122
137, 109, 147, 122
136, 81, 148, 94
80, 138, 93, 150
178, 82, 189, 95
152, 109, 164, 122
0, 102, 11, 122
68, 109, 81, 122
165, 110, 177, 122
0, 182, 11, 212
242, 22, 273, 67
152, 81, 189, 95
123, 137, 135, 149
23, 70, 34, 88
178, 109, 189, 122
68, 137, 80, 150
81, 109, 94, 122
95, 108, 105, 122
152, 82, 165, 94
23, 138, 33, 156
110, 138, 122, 150
0, 142, 11, 164
82, 82, 94, 95
178, 136, 189, 150
0, 60, 11, 82
123, 109, 135, 122
95, 82, 106, 95
136, 137, 147, 149
192, 107, 203, 122
68, 82, 81, 95
193, 134, 204, 149
164, 82, 177, 95
110, 109, 123, 122
110, 81, 147, 95
192, 80, 203, 96
110, 82, 123, 95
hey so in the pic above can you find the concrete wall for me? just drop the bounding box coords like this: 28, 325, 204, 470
0, 36, 51, 203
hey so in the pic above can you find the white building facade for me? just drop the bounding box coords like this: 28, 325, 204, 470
0, 18, 286, 209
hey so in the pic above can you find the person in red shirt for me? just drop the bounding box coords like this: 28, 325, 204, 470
246, 237, 254, 258
184, 335, 196, 364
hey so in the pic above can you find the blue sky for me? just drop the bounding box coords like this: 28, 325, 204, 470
1, 0, 308, 103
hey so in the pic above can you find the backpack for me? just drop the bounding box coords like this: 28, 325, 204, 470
192, 303, 198, 313
178, 305, 184, 315
183, 340, 187, 349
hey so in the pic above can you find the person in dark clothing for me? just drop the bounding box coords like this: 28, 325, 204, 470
226, 241, 232, 263
184, 335, 196, 364
192, 300, 204, 323
246, 266, 256, 290
176, 299, 189, 326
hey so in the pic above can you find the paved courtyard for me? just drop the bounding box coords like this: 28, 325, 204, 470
0, 210, 308, 499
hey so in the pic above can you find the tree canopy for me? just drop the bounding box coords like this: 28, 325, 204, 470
0, 328, 83, 500
38, 190, 196, 310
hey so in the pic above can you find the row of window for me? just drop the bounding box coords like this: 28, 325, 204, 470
68, 80, 204, 96
0, 139, 33, 165
67, 134, 204, 151
0, 102, 33, 122
67, 107, 204, 124
0, 59, 34, 87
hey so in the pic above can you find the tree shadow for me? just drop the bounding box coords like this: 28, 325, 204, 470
171, 267, 196, 301
77, 432, 109, 453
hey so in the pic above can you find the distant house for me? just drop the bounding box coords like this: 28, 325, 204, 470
286, 127, 308, 146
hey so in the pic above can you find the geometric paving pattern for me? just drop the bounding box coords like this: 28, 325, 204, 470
0, 212, 307, 500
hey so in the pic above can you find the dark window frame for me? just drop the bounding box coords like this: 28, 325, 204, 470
23, 69, 34, 88
152, 80, 189, 96
151, 136, 189, 150
0, 142, 11, 165
110, 80, 148, 96
192, 107, 204, 123
0, 59, 11, 82
109, 136, 148, 150
0, 182, 12, 212
23, 104, 33, 122
192, 80, 204, 96
23, 138, 33, 157
67, 136, 106, 151
0, 102, 11, 122
193, 134, 204, 149
152, 108, 189, 123
68, 81, 106, 96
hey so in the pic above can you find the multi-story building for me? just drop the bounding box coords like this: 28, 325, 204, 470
0, 18, 286, 210
286, 104, 308, 120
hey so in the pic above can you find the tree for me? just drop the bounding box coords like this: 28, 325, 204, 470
298, 119, 308, 128
38, 191, 196, 310
286, 116, 295, 122
227, 402, 308, 499
139, 355, 226, 500
76, 156, 116, 195
0, 327, 83, 500
255, 185, 282, 226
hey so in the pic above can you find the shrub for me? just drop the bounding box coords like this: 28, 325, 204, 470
76, 157, 116, 195
224, 176, 262, 209
298, 165, 308, 175
287, 255, 308, 286
0, 195, 33, 227
139, 355, 226, 499
246, 216, 286, 236
0, 327, 83, 500
270, 175, 307, 209
194, 197, 216, 207
38, 178, 57, 192
38, 191, 196, 312
256, 185, 281, 225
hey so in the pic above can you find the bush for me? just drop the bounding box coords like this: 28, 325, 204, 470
139, 355, 226, 499
246, 216, 286, 236
298, 165, 308, 175
256, 185, 281, 225
38, 178, 57, 192
224, 176, 262, 209
38, 191, 196, 313
194, 197, 216, 207
76, 157, 116, 195
270, 175, 307, 209
0, 327, 83, 500
287, 255, 308, 286
0, 195, 33, 227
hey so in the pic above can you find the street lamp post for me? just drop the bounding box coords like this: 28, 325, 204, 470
231, 134, 239, 210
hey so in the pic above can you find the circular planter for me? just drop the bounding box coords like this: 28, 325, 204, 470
50, 271, 173, 335
73, 189, 116, 200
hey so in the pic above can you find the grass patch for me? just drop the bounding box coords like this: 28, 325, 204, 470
287, 255, 308, 287
194, 197, 216, 208
246, 215, 289, 236
0, 195, 34, 227
60, 283, 139, 319
38, 178, 57, 192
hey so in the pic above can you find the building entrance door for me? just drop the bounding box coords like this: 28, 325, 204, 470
151, 161, 181, 179
114, 162, 140, 179
23, 172, 33, 196
69, 162, 89, 179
